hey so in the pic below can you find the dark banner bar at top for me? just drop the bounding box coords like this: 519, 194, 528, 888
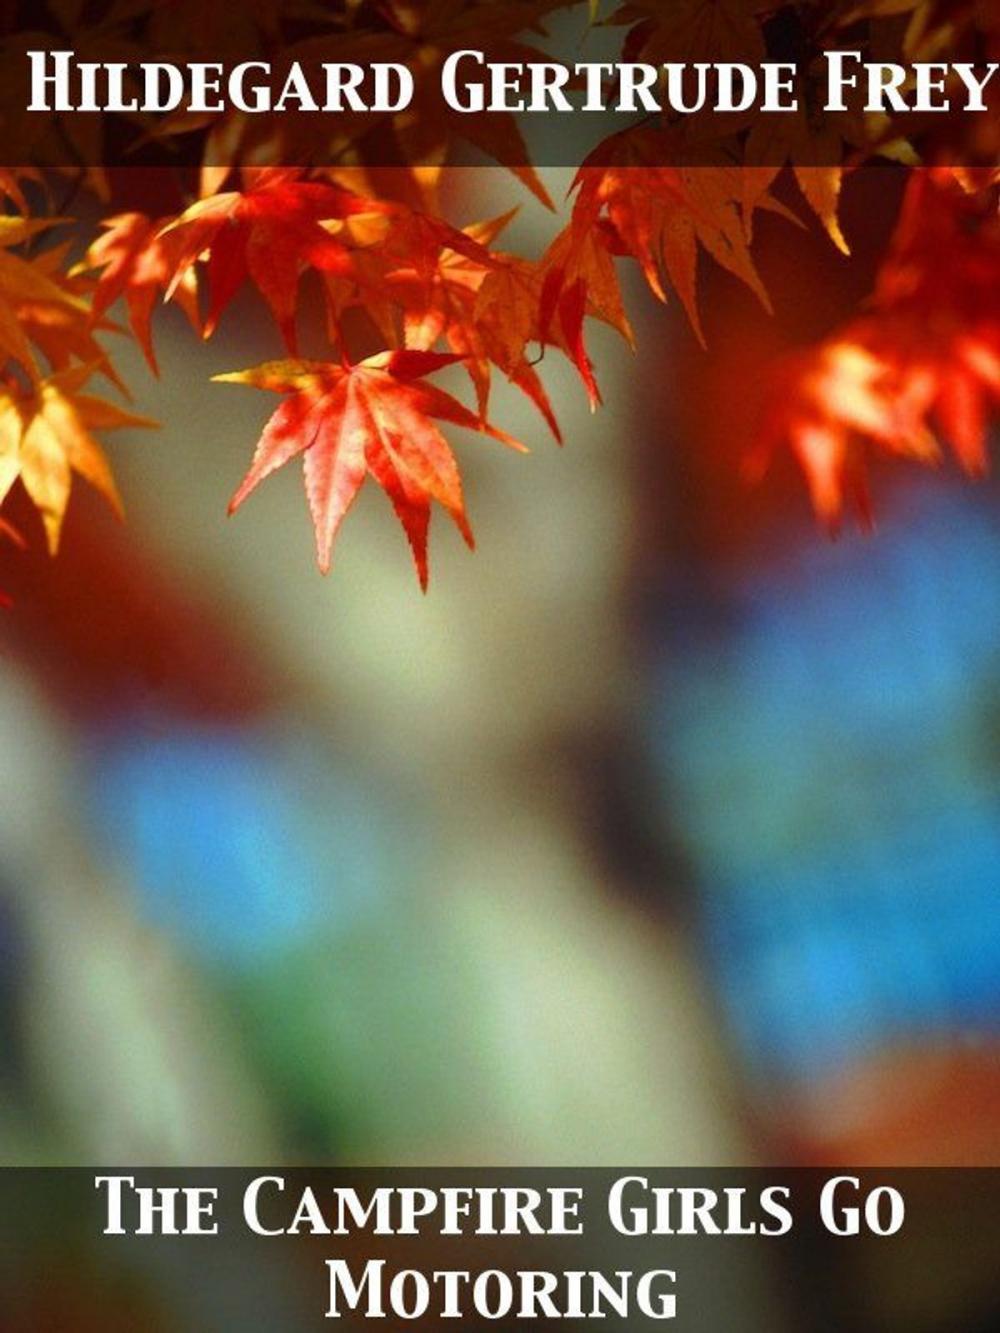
0, 0, 997, 170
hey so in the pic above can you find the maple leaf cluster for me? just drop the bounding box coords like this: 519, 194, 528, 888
756, 169, 1000, 527
0, 0, 995, 596
0, 176, 157, 584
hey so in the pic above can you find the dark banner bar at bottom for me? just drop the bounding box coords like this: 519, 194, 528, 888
0, 1169, 996, 1331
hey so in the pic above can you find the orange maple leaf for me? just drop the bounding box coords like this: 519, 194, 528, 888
754, 169, 998, 525
78, 212, 201, 374
538, 218, 635, 410
389, 210, 562, 441
160, 169, 383, 348
865, 170, 1000, 472
216, 349, 523, 587
0, 215, 90, 378
10, 239, 129, 394
754, 314, 998, 530
753, 338, 938, 527
319, 201, 504, 349
743, 129, 851, 256
539, 142, 786, 406
851, 319, 1000, 477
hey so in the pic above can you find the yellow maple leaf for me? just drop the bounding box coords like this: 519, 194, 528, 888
0, 366, 157, 554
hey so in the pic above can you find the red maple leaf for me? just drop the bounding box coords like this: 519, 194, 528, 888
217, 349, 523, 587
